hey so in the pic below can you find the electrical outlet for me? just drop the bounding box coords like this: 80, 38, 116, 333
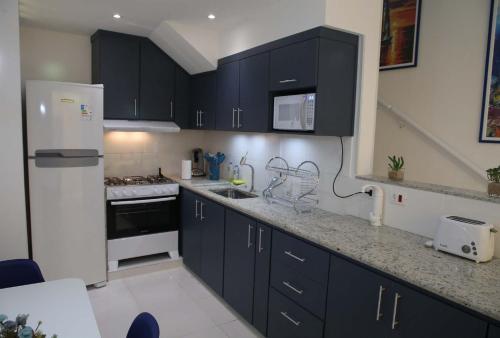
391, 192, 407, 206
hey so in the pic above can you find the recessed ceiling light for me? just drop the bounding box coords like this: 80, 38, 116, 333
208, 14, 216, 20
113, 13, 121, 19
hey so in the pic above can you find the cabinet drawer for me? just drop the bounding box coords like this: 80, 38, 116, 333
272, 231, 329, 284
271, 262, 327, 319
268, 287, 323, 338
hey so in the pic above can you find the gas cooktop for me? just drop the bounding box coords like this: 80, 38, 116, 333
105, 175, 179, 200
105, 175, 174, 186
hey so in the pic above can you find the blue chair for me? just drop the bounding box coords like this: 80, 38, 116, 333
127, 312, 160, 338
0, 259, 45, 289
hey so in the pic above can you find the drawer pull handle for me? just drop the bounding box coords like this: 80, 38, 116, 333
282, 281, 303, 295
391, 293, 401, 330
279, 79, 297, 84
280, 311, 301, 326
284, 250, 306, 262
247, 224, 253, 248
258, 228, 264, 253
376, 285, 386, 321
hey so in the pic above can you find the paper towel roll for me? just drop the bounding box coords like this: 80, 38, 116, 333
181, 160, 192, 180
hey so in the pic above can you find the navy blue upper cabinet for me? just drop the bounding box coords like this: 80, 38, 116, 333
139, 39, 175, 121
216, 53, 269, 132
216, 61, 240, 131
92, 29, 190, 123
91, 30, 140, 120
174, 66, 191, 129
190, 71, 216, 129
269, 39, 319, 91
489, 326, 500, 338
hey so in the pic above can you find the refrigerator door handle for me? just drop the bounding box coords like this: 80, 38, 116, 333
32, 149, 101, 158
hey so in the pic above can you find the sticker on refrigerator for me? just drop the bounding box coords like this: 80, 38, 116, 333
80, 104, 93, 121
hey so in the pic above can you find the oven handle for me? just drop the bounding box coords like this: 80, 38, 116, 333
110, 197, 176, 205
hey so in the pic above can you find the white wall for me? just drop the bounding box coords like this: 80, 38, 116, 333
0, 0, 29, 259
20, 26, 91, 90
375, 0, 496, 192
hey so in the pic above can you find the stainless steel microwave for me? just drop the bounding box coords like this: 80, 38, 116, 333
273, 93, 316, 131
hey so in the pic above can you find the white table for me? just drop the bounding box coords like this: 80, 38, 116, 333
0, 278, 101, 338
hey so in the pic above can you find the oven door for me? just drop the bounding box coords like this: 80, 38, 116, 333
107, 196, 179, 239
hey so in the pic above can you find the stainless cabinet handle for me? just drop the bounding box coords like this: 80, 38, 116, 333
232, 108, 236, 128
247, 224, 253, 248
258, 228, 264, 253
279, 79, 297, 84
391, 293, 401, 330
134, 98, 137, 117
376, 285, 386, 321
237, 108, 242, 128
195, 110, 199, 127
200, 202, 205, 220
282, 281, 303, 295
195, 200, 199, 218
170, 100, 173, 119
199, 111, 204, 127
284, 250, 306, 262
280, 312, 301, 326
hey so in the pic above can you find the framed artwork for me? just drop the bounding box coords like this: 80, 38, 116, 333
379, 0, 422, 71
480, 0, 500, 143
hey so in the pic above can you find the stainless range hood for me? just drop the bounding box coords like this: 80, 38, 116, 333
103, 120, 180, 133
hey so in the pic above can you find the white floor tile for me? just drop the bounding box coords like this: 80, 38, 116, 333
178, 325, 228, 338
195, 293, 237, 325
219, 319, 263, 338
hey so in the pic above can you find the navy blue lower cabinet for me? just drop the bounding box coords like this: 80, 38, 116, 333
199, 197, 225, 296
270, 262, 327, 319
324, 256, 392, 338
180, 189, 201, 275
490, 326, 500, 338
391, 282, 488, 338
223, 210, 257, 322
253, 223, 272, 335
267, 287, 323, 338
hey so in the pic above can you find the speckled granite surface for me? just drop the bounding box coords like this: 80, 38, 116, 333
357, 174, 500, 204
172, 176, 500, 323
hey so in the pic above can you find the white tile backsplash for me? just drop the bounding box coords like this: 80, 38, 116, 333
104, 129, 499, 257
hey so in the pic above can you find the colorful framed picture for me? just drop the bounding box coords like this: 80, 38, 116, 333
480, 0, 500, 143
379, 0, 422, 71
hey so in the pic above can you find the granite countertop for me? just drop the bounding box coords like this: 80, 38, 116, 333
172, 177, 500, 323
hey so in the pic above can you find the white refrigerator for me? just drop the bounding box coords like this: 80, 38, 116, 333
26, 80, 107, 286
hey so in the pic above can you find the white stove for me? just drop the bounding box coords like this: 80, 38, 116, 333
104, 174, 180, 271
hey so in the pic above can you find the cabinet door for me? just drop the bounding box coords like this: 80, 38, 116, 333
223, 210, 257, 322
93, 32, 140, 120
139, 39, 175, 121
324, 256, 391, 338
199, 197, 225, 295
391, 283, 488, 338
180, 190, 201, 275
239, 53, 270, 132
269, 39, 319, 91
174, 66, 191, 129
191, 71, 216, 130
216, 61, 239, 130
489, 326, 500, 338
253, 223, 272, 336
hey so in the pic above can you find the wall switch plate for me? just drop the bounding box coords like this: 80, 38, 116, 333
391, 192, 407, 206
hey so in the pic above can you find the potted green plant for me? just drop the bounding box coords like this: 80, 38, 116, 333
0, 313, 57, 338
388, 155, 405, 181
486, 166, 500, 197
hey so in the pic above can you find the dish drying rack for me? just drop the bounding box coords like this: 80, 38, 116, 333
263, 156, 320, 213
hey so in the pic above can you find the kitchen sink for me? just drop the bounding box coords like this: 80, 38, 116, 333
209, 188, 258, 199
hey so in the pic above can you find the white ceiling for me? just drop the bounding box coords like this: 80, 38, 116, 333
19, 0, 277, 36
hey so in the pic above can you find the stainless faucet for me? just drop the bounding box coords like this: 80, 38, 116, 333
239, 152, 255, 192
